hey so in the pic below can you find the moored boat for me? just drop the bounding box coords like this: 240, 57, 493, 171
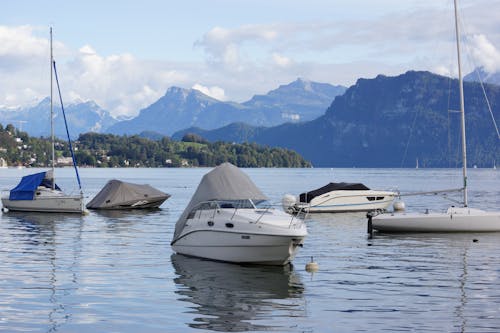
171, 163, 307, 265
86, 179, 170, 210
284, 182, 397, 214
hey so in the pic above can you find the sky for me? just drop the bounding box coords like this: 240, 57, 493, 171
1, 0, 499, 118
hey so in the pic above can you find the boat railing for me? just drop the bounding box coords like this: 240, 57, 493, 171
189, 200, 305, 229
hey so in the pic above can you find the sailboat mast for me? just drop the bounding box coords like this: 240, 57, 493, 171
50, 27, 55, 190
453, 0, 468, 207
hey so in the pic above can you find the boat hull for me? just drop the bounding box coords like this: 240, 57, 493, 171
172, 231, 305, 265
2, 196, 84, 213
92, 197, 169, 210
298, 190, 396, 213
372, 207, 500, 232
172, 206, 306, 265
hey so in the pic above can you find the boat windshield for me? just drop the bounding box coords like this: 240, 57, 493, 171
216, 199, 270, 209
253, 199, 270, 209
217, 199, 255, 209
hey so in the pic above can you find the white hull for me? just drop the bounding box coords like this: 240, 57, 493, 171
172, 207, 307, 265
2, 196, 84, 213
298, 190, 396, 213
172, 231, 304, 265
372, 207, 500, 232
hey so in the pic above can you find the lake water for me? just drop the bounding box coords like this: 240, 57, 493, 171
0, 167, 499, 332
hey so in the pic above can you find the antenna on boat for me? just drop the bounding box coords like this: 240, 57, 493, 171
50, 26, 55, 190
454, 0, 468, 207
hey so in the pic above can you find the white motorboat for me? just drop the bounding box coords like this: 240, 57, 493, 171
369, 0, 500, 233
1, 28, 84, 214
284, 182, 397, 213
86, 179, 170, 210
171, 163, 307, 265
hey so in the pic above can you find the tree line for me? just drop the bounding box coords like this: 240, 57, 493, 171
0, 124, 311, 168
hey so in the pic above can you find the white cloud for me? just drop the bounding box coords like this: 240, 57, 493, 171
0, 25, 46, 59
196, 24, 281, 69
192, 84, 227, 101
468, 34, 500, 72
272, 53, 292, 67
2, 0, 500, 120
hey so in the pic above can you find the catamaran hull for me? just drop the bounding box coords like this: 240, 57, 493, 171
172, 231, 305, 265
1, 196, 84, 213
373, 210, 500, 232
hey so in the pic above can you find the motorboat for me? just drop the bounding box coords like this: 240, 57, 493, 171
86, 179, 170, 210
1, 28, 84, 214
368, 0, 500, 233
1, 170, 84, 213
283, 182, 397, 213
171, 162, 307, 265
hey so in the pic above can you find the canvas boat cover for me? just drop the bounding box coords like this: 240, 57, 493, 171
173, 162, 268, 241
86, 179, 170, 209
299, 182, 370, 203
9, 170, 61, 200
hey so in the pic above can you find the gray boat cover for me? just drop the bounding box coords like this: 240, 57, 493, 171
86, 179, 170, 209
172, 162, 268, 241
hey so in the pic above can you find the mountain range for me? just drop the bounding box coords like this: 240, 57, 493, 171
0, 78, 345, 138
0, 98, 117, 139
1, 70, 499, 168
173, 71, 500, 168
106, 78, 346, 136
464, 66, 500, 86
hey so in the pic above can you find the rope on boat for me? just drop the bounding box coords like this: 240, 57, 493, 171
52, 60, 82, 192
397, 187, 463, 197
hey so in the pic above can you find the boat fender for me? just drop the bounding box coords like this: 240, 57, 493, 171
305, 256, 319, 272
393, 200, 405, 211
1, 207, 8, 213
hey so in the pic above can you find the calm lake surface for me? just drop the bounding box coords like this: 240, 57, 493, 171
0, 167, 499, 332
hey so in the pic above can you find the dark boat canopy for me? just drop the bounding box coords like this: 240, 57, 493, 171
9, 170, 61, 200
299, 182, 370, 203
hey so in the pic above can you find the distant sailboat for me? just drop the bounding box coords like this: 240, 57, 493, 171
1, 28, 85, 214
368, 0, 500, 232
415, 158, 419, 169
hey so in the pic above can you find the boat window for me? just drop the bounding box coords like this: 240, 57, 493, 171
199, 202, 216, 210
187, 211, 195, 219
367, 197, 376, 201
376, 197, 384, 200
218, 200, 255, 209
254, 200, 271, 209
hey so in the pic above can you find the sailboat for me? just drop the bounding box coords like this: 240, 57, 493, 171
369, 0, 500, 232
1, 28, 85, 214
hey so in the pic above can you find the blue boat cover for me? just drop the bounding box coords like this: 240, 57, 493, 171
9, 171, 61, 200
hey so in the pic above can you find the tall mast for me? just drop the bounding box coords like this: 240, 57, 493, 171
50, 27, 55, 190
454, 0, 468, 207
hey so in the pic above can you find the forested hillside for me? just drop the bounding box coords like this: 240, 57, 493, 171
0, 125, 310, 168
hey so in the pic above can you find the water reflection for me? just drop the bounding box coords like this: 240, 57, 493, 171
171, 254, 305, 332
92, 208, 164, 219
3, 212, 84, 333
